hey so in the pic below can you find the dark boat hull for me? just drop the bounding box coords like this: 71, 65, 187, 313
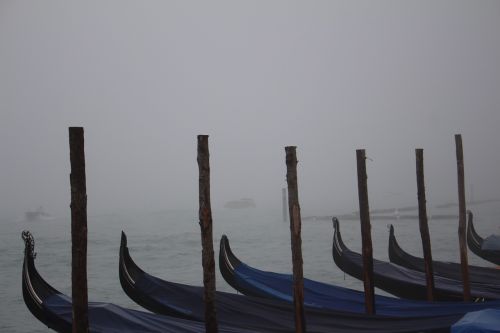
332, 218, 500, 301
119, 231, 471, 332
388, 223, 500, 284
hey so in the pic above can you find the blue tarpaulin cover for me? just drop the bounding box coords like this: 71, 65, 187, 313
42, 294, 258, 333
482, 235, 500, 251
232, 263, 500, 317
451, 309, 500, 333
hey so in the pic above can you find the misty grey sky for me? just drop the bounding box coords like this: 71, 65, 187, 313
1, 1, 500, 219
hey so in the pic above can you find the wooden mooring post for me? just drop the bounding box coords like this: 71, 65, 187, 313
68, 127, 89, 333
356, 149, 375, 315
285, 146, 306, 333
415, 149, 435, 301
197, 135, 218, 333
282, 188, 288, 222
455, 134, 471, 301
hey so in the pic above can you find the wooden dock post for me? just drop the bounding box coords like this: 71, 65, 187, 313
282, 188, 288, 222
197, 135, 218, 333
415, 149, 435, 301
68, 127, 89, 333
285, 146, 306, 333
356, 149, 375, 315
455, 134, 471, 301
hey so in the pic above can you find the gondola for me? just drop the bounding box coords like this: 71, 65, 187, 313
332, 218, 500, 301
21, 230, 273, 333
467, 210, 500, 265
388, 223, 500, 284
120, 231, 467, 332
219, 231, 500, 317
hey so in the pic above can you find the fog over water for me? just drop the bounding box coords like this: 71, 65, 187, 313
2, 2, 500, 332
1, 1, 500, 221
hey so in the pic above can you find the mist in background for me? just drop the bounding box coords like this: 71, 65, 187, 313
1, 1, 500, 221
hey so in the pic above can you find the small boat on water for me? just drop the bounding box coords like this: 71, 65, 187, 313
467, 211, 500, 265
119, 231, 469, 332
388, 222, 500, 284
25, 207, 53, 221
224, 198, 256, 209
332, 218, 500, 301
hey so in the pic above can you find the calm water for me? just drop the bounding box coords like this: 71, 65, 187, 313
1, 203, 499, 332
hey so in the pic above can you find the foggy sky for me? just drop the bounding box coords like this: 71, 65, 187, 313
1, 1, 500, 220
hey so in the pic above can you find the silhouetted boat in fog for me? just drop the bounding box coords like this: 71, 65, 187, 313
224, 198, 256, 209
25, 207, 53, 221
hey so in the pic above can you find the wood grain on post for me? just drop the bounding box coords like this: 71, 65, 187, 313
455, 134, 471, 301
282, 188, 287, 222
356, 149, 375, 315
285, 146, 306, 333
415, 149, 435, 301
68, 127, 89, 333
197, 135, 218, 333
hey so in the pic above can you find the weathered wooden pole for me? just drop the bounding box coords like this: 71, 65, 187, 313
455, 134, 471, 301
415, 148, 435, 301
356, 149, 375, 315
68, 127, 89, 333
197, 135, 218, 333
282, 187, 288, 222
285, 146, 306, 333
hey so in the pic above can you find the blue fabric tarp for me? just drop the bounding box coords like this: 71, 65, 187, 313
42, 294, 258, 333
233, 263, 500, 317
482, 235, 500, 251
451, 309, 500, 333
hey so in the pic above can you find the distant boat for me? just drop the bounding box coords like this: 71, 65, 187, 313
25, 207, 52, 221
224, 198, 256, 209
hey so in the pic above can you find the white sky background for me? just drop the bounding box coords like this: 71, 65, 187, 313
1, 1, 500, 219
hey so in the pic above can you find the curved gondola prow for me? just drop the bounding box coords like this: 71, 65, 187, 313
21, 231, 61, 330
120, 231, 172, 315
388, 224, 421, 271
331, 217, 348, 268
388, 224, 401, 264
219, 235, 243, 294
467, 211, 483, 254
119, 231, 145, 288
119, 231, 198, 319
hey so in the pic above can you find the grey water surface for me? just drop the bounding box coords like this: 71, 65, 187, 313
1, 203, 499, 332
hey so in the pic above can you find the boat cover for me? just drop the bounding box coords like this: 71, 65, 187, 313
220, 235, 500, 317
132, 270, 465, 332
41, 293, 258, 333
451, 309, 500, 333
482, 235, 500, 251
233, 260, 500, 316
